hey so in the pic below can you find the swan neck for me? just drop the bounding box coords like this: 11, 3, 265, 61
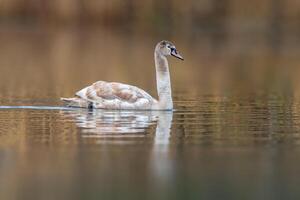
154, 51, 173, 110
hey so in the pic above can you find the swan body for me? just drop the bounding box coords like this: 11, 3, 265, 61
62, 81, 157, 110
61, 40, 183, 110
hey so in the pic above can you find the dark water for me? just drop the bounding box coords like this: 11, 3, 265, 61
1, 26, 300, 200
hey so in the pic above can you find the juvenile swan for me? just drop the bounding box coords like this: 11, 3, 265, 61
61, 41, 183, 110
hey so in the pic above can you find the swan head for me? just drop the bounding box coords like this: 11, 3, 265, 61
156, 40, 184, 60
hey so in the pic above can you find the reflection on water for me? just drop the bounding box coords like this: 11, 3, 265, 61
61, 109, 159, 135
62, 109, 174, 190
1, 27, 300, 199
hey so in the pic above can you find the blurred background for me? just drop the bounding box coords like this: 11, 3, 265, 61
1, 1, 300, 200
1, 0, 300, 100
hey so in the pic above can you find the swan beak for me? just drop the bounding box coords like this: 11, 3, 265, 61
171, 48, 184, 60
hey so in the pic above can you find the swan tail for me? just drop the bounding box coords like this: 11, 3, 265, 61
61, 97, 90, 108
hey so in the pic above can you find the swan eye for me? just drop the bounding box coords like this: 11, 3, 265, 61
171, 47, 177, 54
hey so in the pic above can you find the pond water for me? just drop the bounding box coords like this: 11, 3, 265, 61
1, 26, 300, 200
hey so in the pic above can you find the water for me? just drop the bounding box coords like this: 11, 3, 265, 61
1, 26, 300, 200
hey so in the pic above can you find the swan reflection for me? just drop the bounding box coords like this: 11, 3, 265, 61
61, 109, 172, 137
61, 109, 174, 185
